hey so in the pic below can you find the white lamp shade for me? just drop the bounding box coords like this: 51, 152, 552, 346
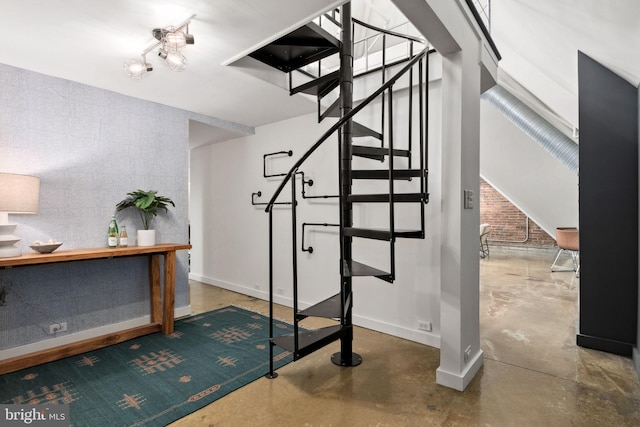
0, 173, 40, 213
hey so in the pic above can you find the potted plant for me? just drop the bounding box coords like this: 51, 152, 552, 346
116, 189, 175, 246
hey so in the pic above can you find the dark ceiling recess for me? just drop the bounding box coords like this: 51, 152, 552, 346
248, 22, 341, 73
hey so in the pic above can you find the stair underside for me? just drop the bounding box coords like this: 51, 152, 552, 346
322, 97, 341, 120
298, 293, 342, 319
249, 23, 340, 73
343, 259, 393, 282
345, 227, 424, 240
322, 98, 382, 140
291, 71, 339, 97
353, 122, 382, 139
272, 325, 343, 359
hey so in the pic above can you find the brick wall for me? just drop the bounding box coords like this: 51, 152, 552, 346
480, 179, 557, 248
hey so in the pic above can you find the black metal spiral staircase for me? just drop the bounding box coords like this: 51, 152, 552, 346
250, 3, 431, 377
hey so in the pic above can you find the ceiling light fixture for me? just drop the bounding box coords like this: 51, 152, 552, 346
123, 56, 153, 79
154, 25, 194, 52
158, 49, 188, 72
124, 14, 195, 79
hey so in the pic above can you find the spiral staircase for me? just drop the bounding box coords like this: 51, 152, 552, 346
249, 3, 432, 376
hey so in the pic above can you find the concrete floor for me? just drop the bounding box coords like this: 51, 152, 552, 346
171, 248, 640, 426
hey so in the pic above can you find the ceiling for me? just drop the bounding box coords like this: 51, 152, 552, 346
491, 0, 640, 127
1, 0, 638, 145
0, 0, 407, 146
0, 0, 349, 133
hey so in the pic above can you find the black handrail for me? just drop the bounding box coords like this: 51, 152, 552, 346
265, 48, 430, 212
352, 18, 426, 44
463, 0, 501, 60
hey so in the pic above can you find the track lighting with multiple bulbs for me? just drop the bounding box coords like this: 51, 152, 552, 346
124, 15, 195, 79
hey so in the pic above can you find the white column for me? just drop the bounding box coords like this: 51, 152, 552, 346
436, 48, 483, 391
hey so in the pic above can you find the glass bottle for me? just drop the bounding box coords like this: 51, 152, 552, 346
119, 225, 128, 247
108, 216, 118, 248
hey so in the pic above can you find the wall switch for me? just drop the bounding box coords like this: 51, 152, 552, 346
49, 322, 67, 335
464, 189, 474, 209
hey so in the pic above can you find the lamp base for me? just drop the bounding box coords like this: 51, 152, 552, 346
0, 223, 23, 258
0, 245, 21, 258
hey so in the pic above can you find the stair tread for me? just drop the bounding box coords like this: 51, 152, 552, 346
321, 99, 367, 121
345, 227, 424, 240
351, 169, 422, 180
291, 71, 339, 96
353, 122, 382, 139
249, 23, 340, 73
298, 293, 342, 319
352, 145, 410, 157
272, 325, 343, 355
348, 193, 425, 203
322, 98, 341, 119
343, 260, 393, 282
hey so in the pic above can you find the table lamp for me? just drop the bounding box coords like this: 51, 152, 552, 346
0, 173, 40, 258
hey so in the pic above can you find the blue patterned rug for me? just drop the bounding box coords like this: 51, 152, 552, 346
0, 306, 293, 426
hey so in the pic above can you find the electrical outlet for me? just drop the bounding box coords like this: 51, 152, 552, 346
464, 345, 472, 363
418, 321, 432, 332
49, 322, 68, 335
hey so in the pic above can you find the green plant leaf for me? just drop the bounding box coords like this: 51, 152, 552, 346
115, 189, 174, 230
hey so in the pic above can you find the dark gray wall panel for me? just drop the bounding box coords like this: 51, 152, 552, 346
577, 51, 639, 355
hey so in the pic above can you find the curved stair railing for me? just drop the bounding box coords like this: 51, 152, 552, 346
257, 6, 432, 379
264, 51, 427, 209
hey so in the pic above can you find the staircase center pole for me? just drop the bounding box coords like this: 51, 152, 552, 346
332, 1, 362, 368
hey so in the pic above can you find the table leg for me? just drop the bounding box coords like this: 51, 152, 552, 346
149, 254, 162, 324
163, 250, 176, 334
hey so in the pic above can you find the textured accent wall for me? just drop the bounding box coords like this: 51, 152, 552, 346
0, 63, 192, 351
480, 179, 556, 248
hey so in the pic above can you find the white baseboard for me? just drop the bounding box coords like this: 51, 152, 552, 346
0, 305, 192, 360
354, 313, 441, 348
175, 305, 193, 318
189, 273, 293, 307
189, 273, 441, 348
436, 349, 484, 391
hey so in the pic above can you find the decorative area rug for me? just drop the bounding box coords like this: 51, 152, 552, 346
0, 306, 293, 426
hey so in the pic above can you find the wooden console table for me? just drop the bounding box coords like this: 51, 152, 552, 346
0, 243, 191, 375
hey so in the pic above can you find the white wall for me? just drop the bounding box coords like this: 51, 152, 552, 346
190, 64, 443, 348
480, 100, 579, 235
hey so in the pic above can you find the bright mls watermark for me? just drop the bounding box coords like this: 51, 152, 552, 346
1, 405, 69, 426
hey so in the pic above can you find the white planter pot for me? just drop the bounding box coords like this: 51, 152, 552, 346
137, 229, 156, 247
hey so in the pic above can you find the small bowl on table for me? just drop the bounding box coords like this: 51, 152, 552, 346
30, 242, 63, 254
